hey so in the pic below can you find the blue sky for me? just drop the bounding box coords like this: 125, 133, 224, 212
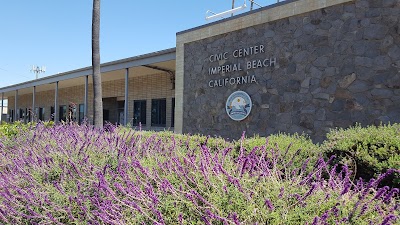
0, 0, 278, 87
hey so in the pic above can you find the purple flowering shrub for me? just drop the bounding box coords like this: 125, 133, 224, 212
0, 123, 398, 224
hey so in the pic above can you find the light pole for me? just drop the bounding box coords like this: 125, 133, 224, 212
31, 65, 46, 79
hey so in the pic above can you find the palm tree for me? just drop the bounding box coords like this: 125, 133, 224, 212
92, 0, 103, 127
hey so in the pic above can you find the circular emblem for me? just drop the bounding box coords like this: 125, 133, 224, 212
226, 91, 252, 121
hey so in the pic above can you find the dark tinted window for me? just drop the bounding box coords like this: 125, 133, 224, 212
151, 99, 166, 127
79, 104, 85, 124
59, 105, 67, 122
171, 98, 175, 127
133, 100, 146, 126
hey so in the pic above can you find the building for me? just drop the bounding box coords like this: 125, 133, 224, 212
0, 100, 7, 122
1, 0, 399, 142
0, 49, 176, 130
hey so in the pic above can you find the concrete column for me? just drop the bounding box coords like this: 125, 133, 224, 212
54, 81, 59, 122
0, 93, 3, 123
124, 68, 129, 126
32, 86, 36, 122
14, 90, 18, 122
84, 75, 88, 118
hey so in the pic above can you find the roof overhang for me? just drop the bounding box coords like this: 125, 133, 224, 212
0, 48, 176, 96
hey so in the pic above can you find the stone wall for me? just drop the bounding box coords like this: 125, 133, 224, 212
183, 0, 400, 142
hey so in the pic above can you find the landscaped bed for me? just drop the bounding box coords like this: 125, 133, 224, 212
0, 122, 398, 224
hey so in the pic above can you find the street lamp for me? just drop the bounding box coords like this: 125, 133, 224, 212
31, 65, 46, 79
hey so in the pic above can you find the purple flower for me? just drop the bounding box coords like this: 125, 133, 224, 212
229, 213, 240, 225
303, 183, 318, 200
264, 199, 274, 211
380, 214, 397, 225
278, 187, 285, 198
359, 204, 369, 217
178, 213, 183, 224
373, 186, 390, 200
312, 216, 319, 225
374, 169, 396, 187
383, 188, 399, 203
340, 182, 351, 196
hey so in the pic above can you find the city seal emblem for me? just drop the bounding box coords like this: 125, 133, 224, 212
226, 91, 252, 121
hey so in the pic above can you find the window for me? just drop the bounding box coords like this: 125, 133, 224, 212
69, 104, 77, 122
25, 108, 31, 123
35, 108, 39, 121
171, 98, 175, 127
37, 107, 45, 121
79, 104, 85, 124
29, 108, 33, 122
151, 99, 166, 127
19, 108, 23, 120
50, 106, 55, 121
118, 101, 125, 125
133, 100, 146, 126
9, 109, 14, 122
59, 105, 67, 122
103, 109, 109, 122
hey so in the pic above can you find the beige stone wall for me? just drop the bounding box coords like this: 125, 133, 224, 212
175, 0, 354, 133
8, 85, 89, 122
7, 72, 175, 129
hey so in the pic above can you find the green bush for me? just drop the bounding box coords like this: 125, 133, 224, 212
0, 121, 55, 138
233, 133, 320, 172
118, 128, 233, 153
0, 121, 29, 137
322, 123, 400, 187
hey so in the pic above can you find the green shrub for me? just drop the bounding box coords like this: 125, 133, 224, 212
322, 123, 400, 187
0, 121, 54, 138
0, 121, 30, 137
118, 128, 233, 153
233, 133, 320, 172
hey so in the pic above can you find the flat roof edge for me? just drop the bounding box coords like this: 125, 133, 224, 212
177, 0, 300, 36
0, 47, 176, 93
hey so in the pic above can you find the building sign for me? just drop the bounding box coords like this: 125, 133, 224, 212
207, 44, 277, 88
226, 91, 252, 121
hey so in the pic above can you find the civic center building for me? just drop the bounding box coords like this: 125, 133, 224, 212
1, 0, 399, 142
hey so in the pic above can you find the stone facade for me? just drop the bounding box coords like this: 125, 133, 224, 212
182, 0, 400, 142
8, 72, 175, 130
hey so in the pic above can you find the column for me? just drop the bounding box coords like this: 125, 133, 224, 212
32, 86, 36, 122
54, 81, 59, 122
0, 93, 3, 123
84, 75, 88, 118
14, 90, 18, 122
124, 68, 129, 126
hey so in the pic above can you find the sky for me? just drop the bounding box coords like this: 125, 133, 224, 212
0, 0, 279, 88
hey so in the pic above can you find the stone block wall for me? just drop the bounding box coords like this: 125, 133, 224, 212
182, 0, 400, 142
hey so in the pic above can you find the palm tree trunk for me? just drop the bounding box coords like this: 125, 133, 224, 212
92, 0, 103, 127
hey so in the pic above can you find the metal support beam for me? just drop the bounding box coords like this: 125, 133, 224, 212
142, 65, 174, 74
142, 65, 175, 89
54, 82, 59, 122
32, 86, 36, 122
14, 90, 18, 122
84, 75, 88, 119
124, 68, 129, 126
231, 0, 235, 16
